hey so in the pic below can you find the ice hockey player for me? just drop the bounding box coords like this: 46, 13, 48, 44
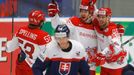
6, 10, 51, 75
32, 24, 90, 75
94, 7, 127, 75
48, 0, 98, 75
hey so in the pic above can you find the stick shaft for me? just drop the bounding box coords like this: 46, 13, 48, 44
121, 36, 134, 46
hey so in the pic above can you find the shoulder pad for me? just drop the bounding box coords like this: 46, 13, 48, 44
69, 16, 80, 25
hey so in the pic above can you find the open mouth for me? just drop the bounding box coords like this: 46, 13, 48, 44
80, 16, 86, 21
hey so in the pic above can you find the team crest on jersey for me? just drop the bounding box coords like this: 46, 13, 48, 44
59, 62, 71, 75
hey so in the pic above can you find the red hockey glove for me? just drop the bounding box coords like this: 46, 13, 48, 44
94, 53, 106, 66
117, 50, 127, 64
48, 2, 59, 17
89, 0, 97, 5
117, 24, 125, 37
106, 50, 127, 64
86, 47, 97, 64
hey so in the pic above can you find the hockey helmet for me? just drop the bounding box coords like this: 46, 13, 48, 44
55, 24, 70, 38
98, 7, 112, 17
80, 0, 96, 14
28, 10, 45, 26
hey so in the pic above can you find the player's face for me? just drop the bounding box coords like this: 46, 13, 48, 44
80, 9, 92, 22
97, 15, 109, 28
55, 37, 69, 49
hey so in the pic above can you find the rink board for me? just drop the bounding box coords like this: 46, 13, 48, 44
0, 18, 134, 75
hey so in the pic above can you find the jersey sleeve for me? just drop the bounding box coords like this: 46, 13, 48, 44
101, 27, 122, 56
37, 36, 55, 62
32, 57, 51, 75
6, 36, 19, 52
37, 44, 47, 62
38, 33, 52, 45
51, 14, 61, 29
67, 16, 80, 28
66, 17, 80, 38
33, 38, 53, 75
79, 60, 90, 75
33, 39, 54, 75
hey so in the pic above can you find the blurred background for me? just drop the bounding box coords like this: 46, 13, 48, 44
0, 0, 134, 18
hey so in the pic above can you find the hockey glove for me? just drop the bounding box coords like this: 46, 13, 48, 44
117, 24, 125, 37
94, 53, 106, 66
106, 50, 127, 64
18, 50, 26, 63
87, 47, 97, 63
48, 2, 59, 17
89, 0, 97, 5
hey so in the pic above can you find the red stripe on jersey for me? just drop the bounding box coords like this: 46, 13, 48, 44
51, 57, 85, 62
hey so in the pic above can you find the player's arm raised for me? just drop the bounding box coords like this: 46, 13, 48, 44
48, 1, 61, 29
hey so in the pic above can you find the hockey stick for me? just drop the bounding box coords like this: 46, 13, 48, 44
10, 2, 14, 75
121, 36, 134, 46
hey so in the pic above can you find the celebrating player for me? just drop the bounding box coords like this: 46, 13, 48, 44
48, 0, 98, 75
6, 10, 51, 75
94, 7, 127, 75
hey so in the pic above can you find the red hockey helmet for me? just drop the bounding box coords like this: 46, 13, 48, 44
80, 0, 96, 14
28, 10, 45, 26
98, 7, 112, 17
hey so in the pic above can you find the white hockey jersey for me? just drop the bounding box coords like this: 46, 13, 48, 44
6, 26, 51, 67
40, 37, 89, 75
51, 14, 98, 70
94, 22, 127, 69
45, 37, 87, 59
